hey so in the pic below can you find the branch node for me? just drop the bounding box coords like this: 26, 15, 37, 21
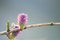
50, 22, 54, 26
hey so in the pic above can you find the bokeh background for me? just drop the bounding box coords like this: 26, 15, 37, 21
0, 0, 60, 40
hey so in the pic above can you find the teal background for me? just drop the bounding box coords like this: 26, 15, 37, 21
0, 0, 60, 40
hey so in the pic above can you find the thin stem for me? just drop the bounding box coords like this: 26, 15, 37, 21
25, 22, 60, 28
0, 31, 7, 35
0, 22, 60, 35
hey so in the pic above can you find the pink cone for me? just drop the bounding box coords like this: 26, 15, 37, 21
17, 13, 28, 24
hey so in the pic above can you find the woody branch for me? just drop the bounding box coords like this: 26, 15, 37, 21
0, 22, 60, 35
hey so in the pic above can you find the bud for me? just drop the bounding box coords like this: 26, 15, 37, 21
17, 13, 28, 30
6, 20, 10, 32
12, 24, 20, 38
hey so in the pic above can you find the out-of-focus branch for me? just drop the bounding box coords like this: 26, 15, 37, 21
0, 31, 7, 35
0, 22, 60, 36
25, 22, 60, 28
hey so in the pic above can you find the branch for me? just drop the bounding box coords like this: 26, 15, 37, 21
0, 31, 7, 35
0, 22, 60, 36
25, 22, 60, 28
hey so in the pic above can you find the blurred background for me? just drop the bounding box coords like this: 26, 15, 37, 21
0, 0, 60, 40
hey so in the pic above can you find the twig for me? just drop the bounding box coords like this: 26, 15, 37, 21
25, 22, 60, 28
0, 31, 7, 35
0, 22, 60, 36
